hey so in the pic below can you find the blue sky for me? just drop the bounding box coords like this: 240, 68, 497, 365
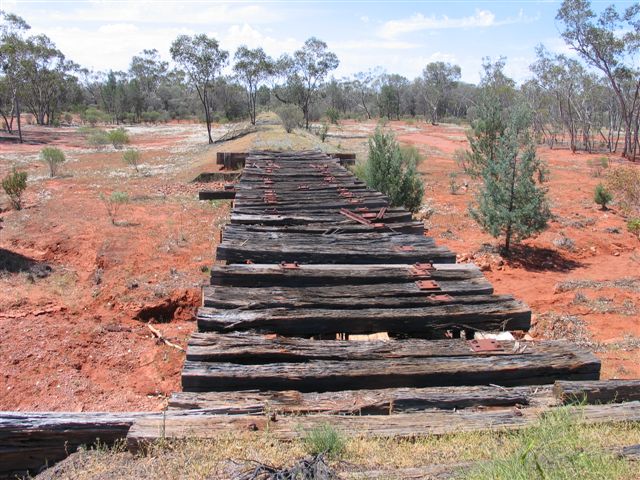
2, 1, 633, 83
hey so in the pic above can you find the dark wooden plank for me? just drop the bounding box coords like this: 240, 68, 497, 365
182, 351, 598, 393
553, 380, 640, 404
127, 402, 640, 449
199, 190, 236, 200
196, 298, 531, 335
209, 263, 483, 287
168, 384, 555, 414
0, 412, 140, 478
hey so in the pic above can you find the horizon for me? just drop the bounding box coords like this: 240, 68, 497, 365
3, 0, 627, 84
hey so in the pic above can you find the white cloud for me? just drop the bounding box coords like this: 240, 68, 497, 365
379, 9, 531, 39
360, 16, 370, 24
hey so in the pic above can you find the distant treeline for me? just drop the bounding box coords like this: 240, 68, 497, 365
1, 0, 639, 158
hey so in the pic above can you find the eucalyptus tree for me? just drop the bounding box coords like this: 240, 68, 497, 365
273, 37, 339, 129
233, 46, 274, 125
170, 34, 228, 143
421, 61, 461, 125
557, 0, 640, 159
0, 11, 30, 141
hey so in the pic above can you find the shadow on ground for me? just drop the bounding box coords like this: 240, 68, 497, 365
0, 248, 52, 277
504, 245, 584, 272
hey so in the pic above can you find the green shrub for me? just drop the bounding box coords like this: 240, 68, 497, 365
122, 149, 141, 172
87, 129, 110, 148
81, 107, 108, 126
357, 128, 424, 213
63, 113, 73, 125
277, 105, 303, 133
40, 147, 66, 177
2, 168, 27, 210
594, 183, 613, 210
302, 424, 345, 459
100, 191, 130, 225
142, 111, 161, 123
325, 107, 340, 125
107, 128, 130, 149
628, 218, 640, 239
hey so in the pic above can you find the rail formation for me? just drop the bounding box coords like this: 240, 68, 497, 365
4, 150, 640, 479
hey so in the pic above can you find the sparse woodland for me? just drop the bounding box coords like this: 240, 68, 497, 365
0, 1, 639, 160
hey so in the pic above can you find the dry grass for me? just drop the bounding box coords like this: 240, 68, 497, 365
35, 411, 640, 480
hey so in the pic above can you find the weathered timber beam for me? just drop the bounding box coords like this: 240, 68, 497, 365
553, 379, 640, 404
127, 402, 640, 450
168, 384, 555, 414
196, 299, 531, 334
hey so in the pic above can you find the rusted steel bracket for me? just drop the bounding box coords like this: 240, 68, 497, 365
415, 280, 440, 291
394, 245, 415, 252
339, 208, 372, 226
297, 184, 309, 190
428, 294, 453, 301
279, 261, 300, 269
376, 206, 387, 219
469, 339, 504, 353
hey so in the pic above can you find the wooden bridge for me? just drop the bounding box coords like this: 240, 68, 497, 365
5, 150, 640, 478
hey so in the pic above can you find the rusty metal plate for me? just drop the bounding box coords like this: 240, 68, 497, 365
415, 280, 439, 290
469, 339, 504, 353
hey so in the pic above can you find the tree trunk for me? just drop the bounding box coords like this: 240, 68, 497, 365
15, 96, 23, 144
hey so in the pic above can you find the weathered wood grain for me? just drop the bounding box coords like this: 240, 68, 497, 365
168, 385, 555, 414
554, 379, 640, 404
127, 402, 640, 450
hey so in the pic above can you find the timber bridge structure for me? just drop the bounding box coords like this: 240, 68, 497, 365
2, 150, 640, 479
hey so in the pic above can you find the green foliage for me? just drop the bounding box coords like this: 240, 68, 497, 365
464, 406, 635, 480
84, 129, 110, 148
302, 424, 345, 459
81, 107, 109, 126
587, 157, 609, 178
2, 167, 27, 210
325, 107, 339, 124
107, 128, 130, 149
628, 218, 640, 239
233, 46, 274, 125
40, 147, 66, 177
594, 183, 612, 210
358, 128, 424, 213
277, 105, 303, 133
122, 149, 141, 172
606, 166, 640, 215
100, 191, 130, 225
470, 106, 551, 252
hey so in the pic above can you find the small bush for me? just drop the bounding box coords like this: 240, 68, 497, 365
628, 218, 640, 239
587, 157, 608, 177
107, 128, 130, 149
2, 168, 27, 210
594, 183, 613, 210
317, 123, 329, 142
63, 113, 73, 125
122, 149, 141, 172
277, 105, 303, 133
606, 166, 640, 215
86, 129, 110, 148
302, 424, 345, 459
325, 107, 339, 125
141, 111, 161, 123
100, 191, 130, 225
449, 171, 459, 194
81, 107, 108, 126
357, 128, 424, 213
453, 148, 471, 174
40, 147, 66, 177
